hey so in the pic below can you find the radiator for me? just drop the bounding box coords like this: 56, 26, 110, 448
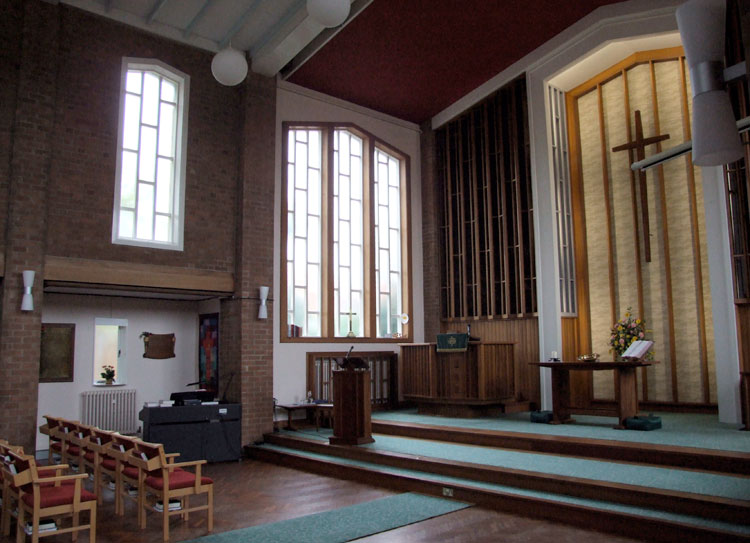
80, 388, 138, 434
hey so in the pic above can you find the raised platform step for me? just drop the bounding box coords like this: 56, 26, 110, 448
371, 419, 750, 475
247, 434, 750, 543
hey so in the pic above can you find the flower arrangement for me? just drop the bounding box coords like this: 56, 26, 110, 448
608, 307, 650, 358
100, 364, 116, 382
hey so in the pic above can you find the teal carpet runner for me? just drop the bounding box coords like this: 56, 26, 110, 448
184, 492, 470, 543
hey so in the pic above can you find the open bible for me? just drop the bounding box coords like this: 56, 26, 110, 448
621, 340, 653, 361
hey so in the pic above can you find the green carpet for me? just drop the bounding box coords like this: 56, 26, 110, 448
184, 492, 470, 543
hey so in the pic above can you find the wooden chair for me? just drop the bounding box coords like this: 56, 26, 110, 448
87, 429, 118, 506
130, 440, 213, 542
108, 433, 141, 520
0, 440, 24, 536
39, 416, 64, 465
1, 443, 73, 538
58, 420, 83, 468
1, 449, 96, 543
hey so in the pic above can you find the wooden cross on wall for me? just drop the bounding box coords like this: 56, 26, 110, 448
611, 110, 669, 263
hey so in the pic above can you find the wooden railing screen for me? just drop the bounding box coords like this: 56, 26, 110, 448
306, 351, 398, 409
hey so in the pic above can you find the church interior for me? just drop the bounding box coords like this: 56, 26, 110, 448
1, 0, 749, 541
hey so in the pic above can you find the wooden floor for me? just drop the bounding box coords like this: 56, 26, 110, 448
1, 459, 642, 543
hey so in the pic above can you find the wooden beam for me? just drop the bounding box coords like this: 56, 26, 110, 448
44, 256, 233, 293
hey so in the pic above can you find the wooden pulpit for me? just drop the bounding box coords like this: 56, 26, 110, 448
330, 363, 374, 446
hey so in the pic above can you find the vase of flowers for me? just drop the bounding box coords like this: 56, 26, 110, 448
100, 364, 115, 385
608, 307, 651, 359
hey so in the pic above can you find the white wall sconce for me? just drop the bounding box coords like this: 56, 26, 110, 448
307, 0, 351, 28
676, 0, 743, 166
211, 45, 248, 86
21, 270, 35, 311
258, 286, 269, 319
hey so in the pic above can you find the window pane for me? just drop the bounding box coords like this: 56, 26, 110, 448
142, 72, 160, 125
120, 151, 138, 208
154, 214, 170, 242
308, 130, 321, 168
308, 264, 320, 311
294, 238, 307, 287
295, 141, 308, 189
136, 182, 154, 239
351, 245, 363, 290
308, 216, 320, 263
158, 103, 175, 158
119, 209, 134, 238
125, 71, 142, 94
160, 78, 176, 102
122, 94, 141, 150
156, 157, 173, 213
308, 168, 321, 215
351, 200, 363, 244
139, 126, 157, 182
295, 189, 307, 237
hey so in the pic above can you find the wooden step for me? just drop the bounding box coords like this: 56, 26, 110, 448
371, 419, 750, 475
259, 432, 750, 526
247, 438, 750, 543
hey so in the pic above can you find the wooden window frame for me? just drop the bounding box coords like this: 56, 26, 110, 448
281, 122, 412, 343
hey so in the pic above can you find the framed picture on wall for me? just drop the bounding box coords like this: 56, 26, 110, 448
40, 323, 75, 382
199, 313, 219, 396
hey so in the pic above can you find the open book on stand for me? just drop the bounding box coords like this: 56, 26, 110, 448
621, 340, 653, 361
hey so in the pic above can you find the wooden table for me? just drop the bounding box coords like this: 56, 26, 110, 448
277, 403, 315, 430
277, 403, 334, 431
531, 361, 652, 429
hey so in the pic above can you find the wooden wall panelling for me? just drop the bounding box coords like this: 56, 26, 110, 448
440, 318, 539, 406
400, 344, 436, 398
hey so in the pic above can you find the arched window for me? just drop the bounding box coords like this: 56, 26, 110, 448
112, 58, 189, 250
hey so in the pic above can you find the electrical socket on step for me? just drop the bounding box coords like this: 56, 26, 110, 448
442, 487, 453, 497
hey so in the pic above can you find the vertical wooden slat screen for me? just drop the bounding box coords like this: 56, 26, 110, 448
436, 75, 536, 320
306, 351, 398, 408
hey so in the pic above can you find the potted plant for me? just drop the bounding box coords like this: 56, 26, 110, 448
100, 364, 116, 385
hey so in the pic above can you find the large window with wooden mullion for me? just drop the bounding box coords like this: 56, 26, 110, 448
283, 123, 410, 341
437, 76, 536, 320
725, 0, 750, 303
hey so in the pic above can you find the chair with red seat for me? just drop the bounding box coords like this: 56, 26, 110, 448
130, 440, 213, 542
1, 449, 96, 543
39, 416, 65, 465
58, 420, 83, 469
1, 443, 73, 538
87, 428, 118, 506
108, 433, 142, 520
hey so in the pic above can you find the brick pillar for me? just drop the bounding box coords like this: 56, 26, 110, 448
0, 1, 58, 450
420, 121, 441, 341
221, 70, 276, 445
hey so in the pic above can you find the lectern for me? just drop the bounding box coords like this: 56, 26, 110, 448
330, 360, 374, 445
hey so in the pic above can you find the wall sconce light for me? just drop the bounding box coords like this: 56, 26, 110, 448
21, 270, 35, 311
258, 286, 269, 319
676, 0, 743, 166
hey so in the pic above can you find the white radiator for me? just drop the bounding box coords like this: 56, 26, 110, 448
81, 388, 138, 434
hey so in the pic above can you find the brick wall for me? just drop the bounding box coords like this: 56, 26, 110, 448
0, 0, 57, 449
44, 6, 240, 272
0, 1, 276, 450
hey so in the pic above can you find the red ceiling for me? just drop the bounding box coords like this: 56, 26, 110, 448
288, 0, 625, 124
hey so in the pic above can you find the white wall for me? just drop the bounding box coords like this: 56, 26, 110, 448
273, 80, 424, 404
36, 293, 210, 452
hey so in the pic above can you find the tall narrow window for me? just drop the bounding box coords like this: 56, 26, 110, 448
112, 58, 189, 250
283, 124, 410, 341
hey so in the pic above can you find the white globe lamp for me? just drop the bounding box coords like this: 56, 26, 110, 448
307, 0, 350, 28
211, 46, 248, 87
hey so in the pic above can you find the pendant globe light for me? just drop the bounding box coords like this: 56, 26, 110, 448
676, 0, 743, 166
211, 46, 248, 86
307, 0, 350, 28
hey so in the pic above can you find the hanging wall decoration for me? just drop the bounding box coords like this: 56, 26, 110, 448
140, 332, 176, 359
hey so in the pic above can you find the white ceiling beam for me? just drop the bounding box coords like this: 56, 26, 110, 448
217, 0, 264, 50
183, 0, 210, 39
146, 0, 169, 25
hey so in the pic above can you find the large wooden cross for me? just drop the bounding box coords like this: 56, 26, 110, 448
611, 110, 669, 263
